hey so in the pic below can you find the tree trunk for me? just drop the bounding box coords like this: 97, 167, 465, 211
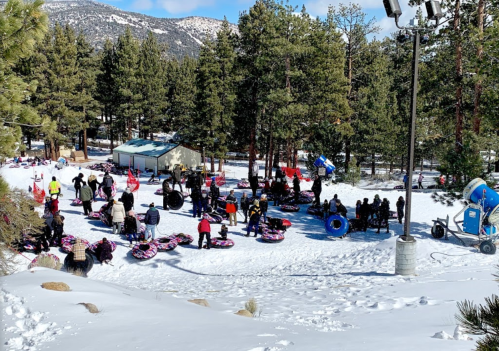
454, 0, 464, 153
268, 129, 274, 178
472, 0, 485, 134
389, 161, 393, 173
50, 139, 56, 161
248, 126, 256, 178
286, 139, 292, 168
218, 158, 223, 172
292, 146, 298, 169
83, 106, 88, 160
345, 48, 353, 171
110, 111, 114, 152
371, 153, 375, 176
210, 154, 215, 173
273, 144, 280, 169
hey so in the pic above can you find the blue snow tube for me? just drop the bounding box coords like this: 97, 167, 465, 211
325, 214, 349, 237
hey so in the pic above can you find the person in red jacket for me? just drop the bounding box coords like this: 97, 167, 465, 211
197, 213, 211, 250
49, 194, 59, 215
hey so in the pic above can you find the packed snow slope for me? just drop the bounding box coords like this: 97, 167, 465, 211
1, 153, 498, 350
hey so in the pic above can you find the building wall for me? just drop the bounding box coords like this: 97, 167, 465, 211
159, 145, 200, 170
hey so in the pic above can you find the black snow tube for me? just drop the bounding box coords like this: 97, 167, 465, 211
168, 190, 184, 210
64, 252, 94, 275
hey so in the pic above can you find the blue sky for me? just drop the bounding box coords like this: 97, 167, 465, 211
99, 0, 421, 37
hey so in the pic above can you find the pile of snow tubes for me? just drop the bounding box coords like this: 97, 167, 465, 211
210, 237, 235, 249
325, 215, 350, 237
23, 238, 37, 251
306, 206, 323, 216
88, 240, 117, 253
205, 213, 224, 223
281, 204, 300, 212
64, 252, 94, 274
61, 235, 90, 253
152, 237, 178, 251
98, 183, 117, 200
29, 253, 60, 269
237, 182, 251, 189
169, 233, 194, 245
131, 243, 158, 259
71, 198, 83, 206
261, 229, 285, 243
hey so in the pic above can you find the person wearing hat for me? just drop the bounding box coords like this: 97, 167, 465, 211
335, 199, 347, 218
249, 159, 259, 197
71, 237, 88, 276
292, 174, 300, 203
209, 177, 220, 210
371, 194, 381, 220
124, 211, 141, 247
72, 172, 84, 199
246, 199, 262, 237
160, 179, 171, 211
226, 190, 237, 226
101, 171, 114, 200
111, 198, 126, 235
311, 174, 322, 206
172, 165, 183, 192
48, 176, 61, 198
144, 203, 160, 241
120, 187, 134, 214
418, 172, 424, 189
377, 198, 390, 234
197, 213, 211, 249
260, 194, 269, 223
80, 181, 93, 216
359, 198, 371, 232
240, 192, 250, 223
49, 194, 59, 215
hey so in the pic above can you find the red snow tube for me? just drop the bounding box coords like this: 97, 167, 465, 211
282, 219, 292, 228
131, 243, 158, 259
29, 253, 60, 269
168, 233, 193, 245
152, 237, 178, 251
61, 235, 90, 253
71, 198, 83, 206
261, 229, 285, 243
210, 237, 235, 249
281, 204, 300, 212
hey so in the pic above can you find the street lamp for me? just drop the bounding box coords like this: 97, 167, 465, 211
383, 0, 443, 274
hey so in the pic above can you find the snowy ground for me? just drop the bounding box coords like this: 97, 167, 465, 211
1, 149, 497, 350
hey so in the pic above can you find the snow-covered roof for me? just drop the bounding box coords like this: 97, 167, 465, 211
113, 138, 179, 158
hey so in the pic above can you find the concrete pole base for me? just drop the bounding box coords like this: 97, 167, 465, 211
395, 236, 417, 276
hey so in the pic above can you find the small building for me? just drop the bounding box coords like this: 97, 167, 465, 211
112, 138, 201, 172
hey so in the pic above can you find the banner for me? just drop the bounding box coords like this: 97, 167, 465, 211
127, 169, 140, 192
215, 171, 226, 186
33, 182, 45, 204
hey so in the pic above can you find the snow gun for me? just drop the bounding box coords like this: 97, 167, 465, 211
431, 178, 499, 254
313, 155, 335, 175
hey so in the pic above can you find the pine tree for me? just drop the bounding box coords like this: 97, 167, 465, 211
171, 56, 197, 138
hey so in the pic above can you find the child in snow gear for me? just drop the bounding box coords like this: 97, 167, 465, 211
95, 237, 113, 264
293, 174, 300, 203
80, 181, 93, 215
335, 200, 347, 218
51, 213, 65, 246
161, 179, 170, 211
355, 200, 361, 219
124, 211, 140, 246
72, 173, 84, 199
219, 224, 228, 240
323, 200, 329, 221
49, 194, 59, 215
260, 194, 269, 223
418, 173, 424, 189
88, 174, 100, 202
48, 176, 61, 198
377, 198, 390, 234
198, 213, 211, 249
226, 190, 237, 226
396, 196, 405, 224
370, 195, 381, 220
246, 200, 262, 237
240, 192, 250, 223
144, 203, 160, 241
359, 198, 371, 232
201, 191, 209, 213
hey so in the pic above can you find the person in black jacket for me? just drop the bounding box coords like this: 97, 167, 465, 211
120, 187, 134, 214
144, 203, 160, 241
240, 192, 250, 223
359, 198, 371, 232
172, 165, 183, 192
88, 174, 100, 202
246, 200, 262, 237
377, 198, 390, 234
396, 196, 405, 224
101, 172, 114, 200
161, 179, 171, 211
191, 187, 202, 218
94, 237, 113, 264
72, 173, 84, 199
210, 179, 220, 210
311, 174, 322, 206
52, 213, 65, 246
335, 200, 347, 218
293, 174, 300, 203
260, 194, 269, 223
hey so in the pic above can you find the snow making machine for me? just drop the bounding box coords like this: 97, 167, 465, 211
431, 178, 499, 254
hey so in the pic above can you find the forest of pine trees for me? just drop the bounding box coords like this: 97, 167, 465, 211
2, 0, 499, 179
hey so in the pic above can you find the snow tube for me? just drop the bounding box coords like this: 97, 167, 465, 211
325, 215, 349, 237
237, 182, 251, 189
258, 182, 265, 189
210, 237, 235, 249
152, 237, 178, 251
29, 253, 60, 269
281, 204, 300, 212
393, 185, 404, 189
9, 165, 20, 168
282, 219, 292, 228
261, 229, 285, 243
23, 166, 30, 169
61, 236, 90, 253
307, 206, 323, 216
23, 240, 37, 251
258, 223, 269, 233
168, 190, 184, 210
182, 191, 189, 198
88, 212, 100, 219
169, 233, 194, 245
100, 213, 111, 227
136, 213, 146, 223
71, 198, 83, 206
147, 180, 160, 185
98, 183, 117, 200
389, 210, 398, 219
205, 213, 223, 223
155, 188, 163, 195
131, 243, 158, 259
88, 240, 117, 253
64, 252, 94, 274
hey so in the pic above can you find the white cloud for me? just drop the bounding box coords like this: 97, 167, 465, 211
375, 6, 419, 39
305, 0, 384, 17
131, 0, 154, 10
156, 0, 214, 14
